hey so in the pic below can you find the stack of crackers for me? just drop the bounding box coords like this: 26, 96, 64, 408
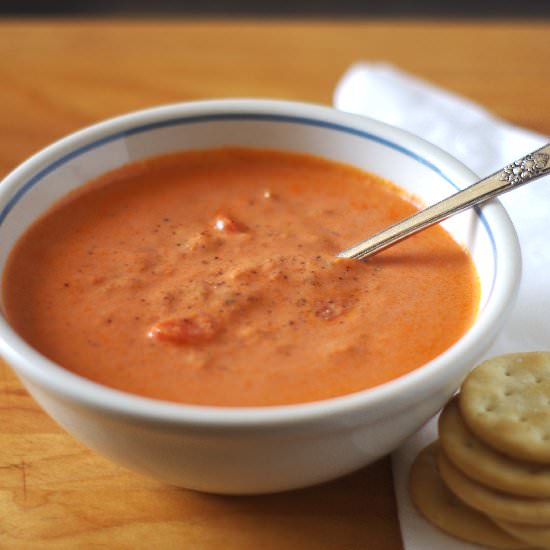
410, 352, 550, 549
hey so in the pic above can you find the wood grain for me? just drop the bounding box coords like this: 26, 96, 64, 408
0, 18, 549, 549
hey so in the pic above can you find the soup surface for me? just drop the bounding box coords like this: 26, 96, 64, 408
3, 148, 480, 406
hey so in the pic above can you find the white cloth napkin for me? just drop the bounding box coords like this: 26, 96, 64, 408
334, 63, 549, 550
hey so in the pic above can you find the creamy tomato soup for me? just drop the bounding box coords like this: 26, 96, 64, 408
3, 148, 479, 406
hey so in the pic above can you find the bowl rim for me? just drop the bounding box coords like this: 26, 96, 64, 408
0, 98, 521, 429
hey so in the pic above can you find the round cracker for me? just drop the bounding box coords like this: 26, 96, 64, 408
495, 519, 550, 549
409, 442, 529, 548
460, 352, 550, 463
440, 395, 550, 497
438, 445, 550, 525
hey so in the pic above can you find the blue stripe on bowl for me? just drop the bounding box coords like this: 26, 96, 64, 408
0, 112, 497, 296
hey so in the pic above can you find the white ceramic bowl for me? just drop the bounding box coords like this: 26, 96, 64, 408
0, 99, 520, 494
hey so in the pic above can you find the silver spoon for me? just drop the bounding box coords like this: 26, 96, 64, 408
337, 143, 550, 261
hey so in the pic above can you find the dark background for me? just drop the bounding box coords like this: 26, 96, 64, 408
2, 0, 550, 18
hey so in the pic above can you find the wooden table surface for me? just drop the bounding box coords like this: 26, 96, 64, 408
0, 18, 549, 549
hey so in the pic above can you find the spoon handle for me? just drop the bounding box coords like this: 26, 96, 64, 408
338, 143, 550, 261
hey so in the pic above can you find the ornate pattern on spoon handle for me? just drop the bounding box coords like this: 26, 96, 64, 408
498, 150, 550, 185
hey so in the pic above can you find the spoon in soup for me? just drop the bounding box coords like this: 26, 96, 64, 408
338, 143, 550, 261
